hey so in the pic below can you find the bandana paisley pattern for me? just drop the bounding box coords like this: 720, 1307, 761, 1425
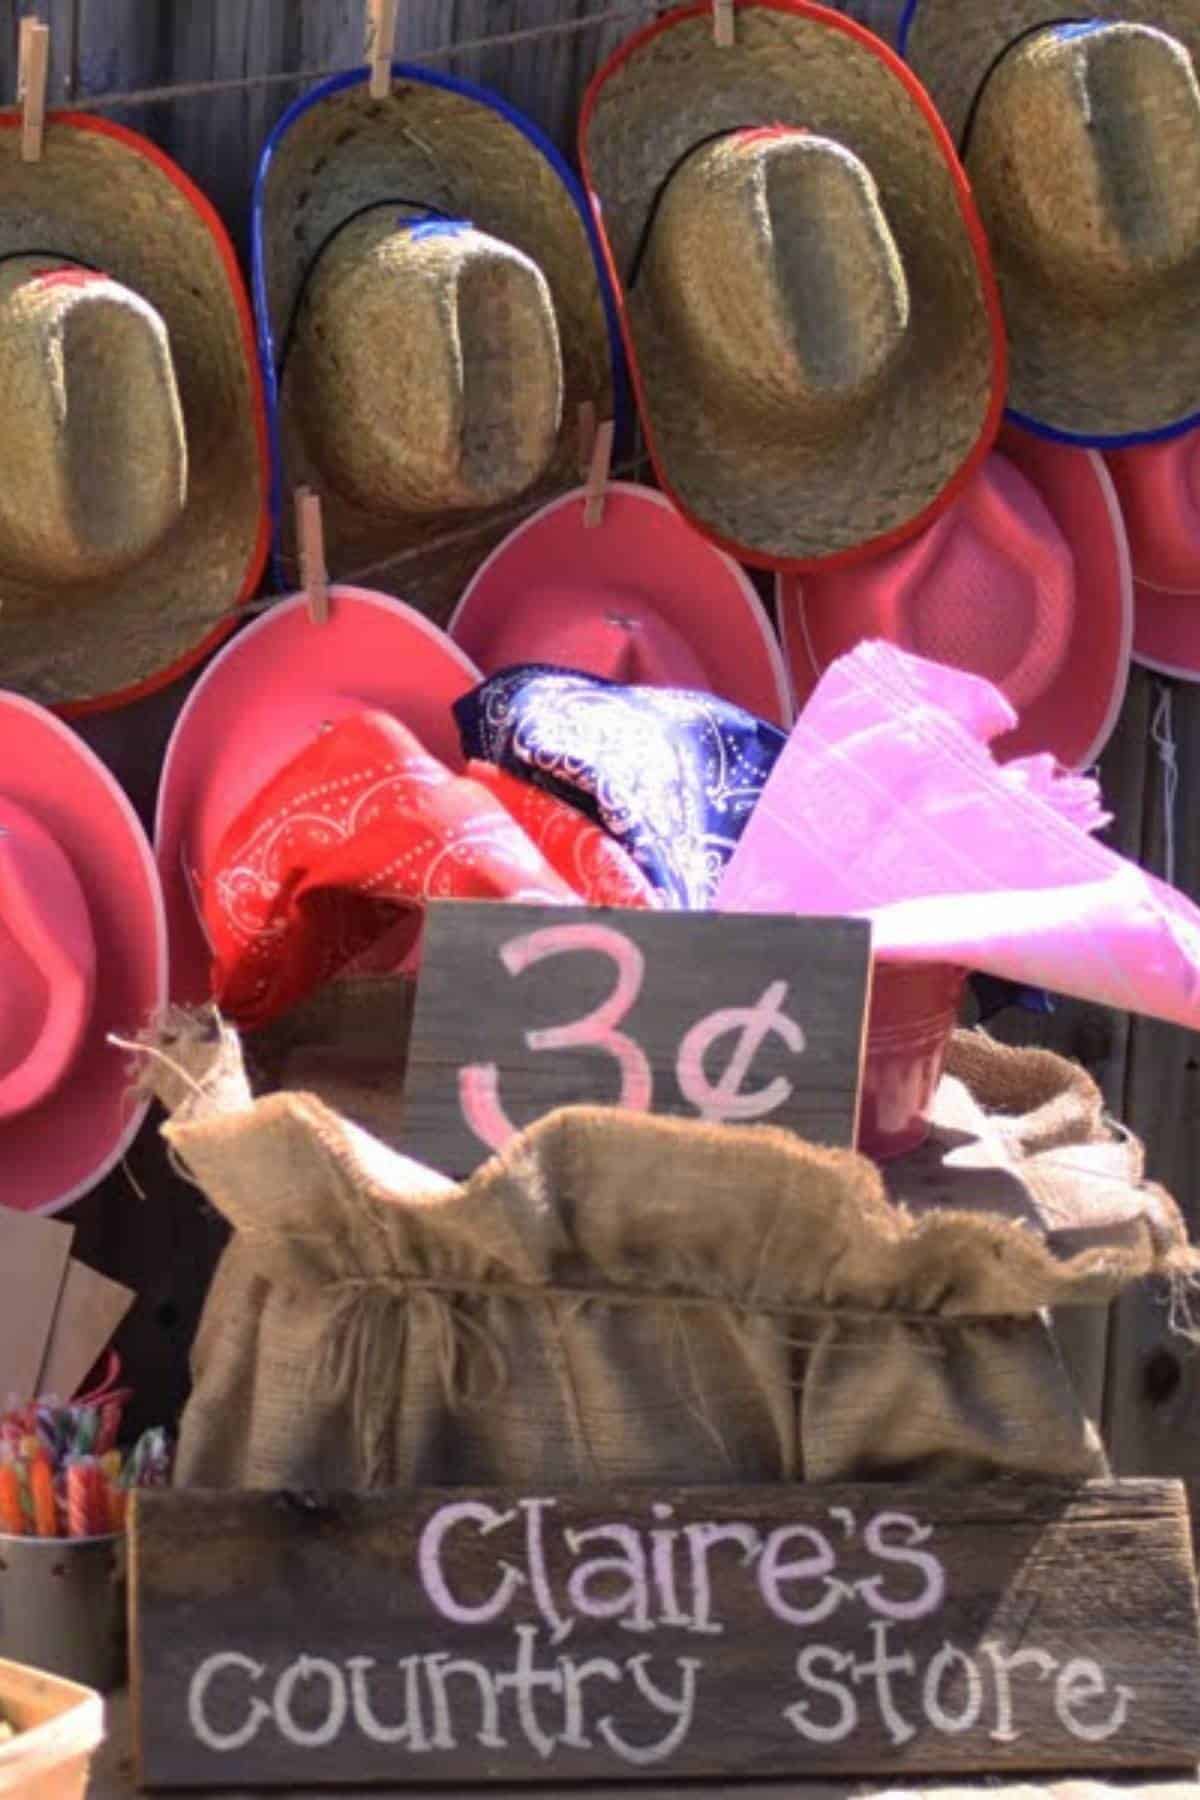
203, 710, 652, 1030
455, 666, 786, 909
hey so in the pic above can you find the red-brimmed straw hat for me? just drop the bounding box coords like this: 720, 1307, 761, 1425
579, 0, 1004, 570
0, 115, 269, 713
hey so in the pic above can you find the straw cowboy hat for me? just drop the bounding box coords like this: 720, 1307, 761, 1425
1105, 429, 1200, 676
253, 66, 621, 624
779, 426, 1132, 769
448, 482, 793, 726
0, 692, 166, 1214
156, 587, 485, 1011
901, 0, 1200, 444
579, 0, 1005, 571
0, 115, 269, 713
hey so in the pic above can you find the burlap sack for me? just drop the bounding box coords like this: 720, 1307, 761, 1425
144, 1011, 1197, 1493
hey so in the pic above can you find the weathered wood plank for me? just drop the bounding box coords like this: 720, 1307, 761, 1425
131, 1482, 1200, 1788
84, 1691, 1200, 1800
978, 669, 1154, 1436
1105, 675, 1200, 1485
1, 3, 665, 262
0, 0, 1188, 1495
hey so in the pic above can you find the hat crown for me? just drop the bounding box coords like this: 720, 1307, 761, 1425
0, 259, 188, 587
969, 22, 1200, 305
814, 453, 1075, 709
509, 583, 712, 689
0, 798, 96, 1121
290, 206, 564, 520
643, 129, 910, 427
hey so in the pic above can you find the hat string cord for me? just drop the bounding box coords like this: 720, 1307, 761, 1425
49, 4, 648, 112
0, 247, 102, 276
957, 14, 1085, 157
1150, 681, 1180, 890
274, 194, 456, 380
625, 124, 758, 288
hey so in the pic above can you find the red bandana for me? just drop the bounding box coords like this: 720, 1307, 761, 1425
203, 710, 651, 1029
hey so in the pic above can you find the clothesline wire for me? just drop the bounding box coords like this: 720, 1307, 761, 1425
247, 447, 651, 607
33, 5, 651, 110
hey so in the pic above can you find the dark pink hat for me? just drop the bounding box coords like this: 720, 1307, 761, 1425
448, 482, 793, 727
0, 693, 166, 1213
779, 427, 1131, 767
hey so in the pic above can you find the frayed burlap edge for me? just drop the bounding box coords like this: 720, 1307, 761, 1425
133, 1006, 1200, 1324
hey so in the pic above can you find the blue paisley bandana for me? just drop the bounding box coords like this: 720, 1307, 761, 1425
454, 665, 786, 909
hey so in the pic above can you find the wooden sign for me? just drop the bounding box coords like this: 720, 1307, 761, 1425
402, 903, 872, 1176
130, 1482, 1200, 1789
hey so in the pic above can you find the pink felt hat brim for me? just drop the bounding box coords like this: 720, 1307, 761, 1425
448, 483, 794, 728
779, 427, 1132, 769
156, 587, 483, 1010
1105, 430, 1200, 595
0, 694, 166, 1214
1132, 580, 1200, 681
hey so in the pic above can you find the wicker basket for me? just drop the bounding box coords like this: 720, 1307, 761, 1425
0, 1658, 104, 1800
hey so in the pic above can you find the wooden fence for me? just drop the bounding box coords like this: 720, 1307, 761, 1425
3, 0, 1197, 1489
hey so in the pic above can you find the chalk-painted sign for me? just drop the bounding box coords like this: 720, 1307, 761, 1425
402, 903, 872, 1176
131, 1483, 1200, 1789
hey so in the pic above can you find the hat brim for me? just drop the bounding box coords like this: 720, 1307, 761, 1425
253, 67, 624, 623
580, 0, 1005, 571
447, 482, 794, 726
1133, 581, 1200, 680
779, 427, 1132, 768
1104, 434, 1200, 591
900, 0, 1200, 446
900, 0, 1200, 146
0, 695, 166, 1213
0, 114, 270, 714
155, 588, 483, 1009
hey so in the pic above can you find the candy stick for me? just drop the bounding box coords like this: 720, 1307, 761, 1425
107, 1482, 127, 1534
0, 1460, 25, 1536
65, 1460, 91, 1539
96, 1400, 124, 1458
29, 1453, 57, 1538
100, 1451, 121, 1484
73, 1407, 99, 1458
88, 1461, 111, 1537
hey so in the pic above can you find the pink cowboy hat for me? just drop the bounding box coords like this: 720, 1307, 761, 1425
0, 693, 166, 1214
778, 426, 1132, 768
1105, 429, 1200, 678
447, 482, 793, 726
155, 587, 482, 1010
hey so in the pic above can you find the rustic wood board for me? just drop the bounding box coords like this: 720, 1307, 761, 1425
85, 1694, 1200, 1800
1104, 676, 1200, 1487
0, 0, 1194, 1514
980, 668, 1154, 1436
402, 902, 871, 1174
130, 1482, 1200, 1789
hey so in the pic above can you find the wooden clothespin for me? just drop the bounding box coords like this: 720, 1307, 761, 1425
713, 0, 735, 47
366, 0, 398, 100
583, 417, 615, 529
577, 400, 598, 482
18, 16, 50, 163
295, 487, 329, 625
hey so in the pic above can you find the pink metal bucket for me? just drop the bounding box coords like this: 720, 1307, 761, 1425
857, 962, 967, 1161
